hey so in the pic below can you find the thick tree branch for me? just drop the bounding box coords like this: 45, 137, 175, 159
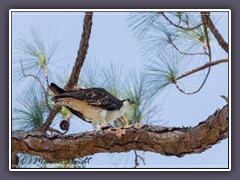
37, 105, 62, 132
38, 12, 93, 132
65, 12, 93, 91
201, 12, 212, 59
12, 105, 228, 163
203, 12, 228, 53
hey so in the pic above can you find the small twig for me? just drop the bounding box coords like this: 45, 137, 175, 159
220, 95, 229, 103
136, 154, 146, 165
176, 59, 228, 81
174, 59, 228, 95
174, 14, 218, 95
142, 152, 146, 165
43, 64, 50, 86
20, 60, 51, 111
160, 12, 203, 31
43, 64, 50, 104
174, 83, 192, 95
133, 150, 139, 168
133, 151, 146, 168
170, 41, 207, 56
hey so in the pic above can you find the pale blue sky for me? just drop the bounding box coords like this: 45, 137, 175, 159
12, 11, 229, 168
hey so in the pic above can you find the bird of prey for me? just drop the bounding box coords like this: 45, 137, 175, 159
50, 83, 134, 131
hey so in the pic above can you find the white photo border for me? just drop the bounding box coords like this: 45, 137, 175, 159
9, 9, 231, 171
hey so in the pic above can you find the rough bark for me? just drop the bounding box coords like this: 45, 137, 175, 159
12, 105, 228, 163
65, 12, 93, 91
201, 12, 228, 53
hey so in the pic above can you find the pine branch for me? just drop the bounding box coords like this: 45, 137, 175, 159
170, 41, 207, 56
65, 12, 93, 91
174, 58, 228, 95
174, 15, 218, 95
203, 12, 228, 53
42, 64, 50, 106
201, 12, 212, 59
160, 12, 203, 31
12, 105, 228, 164
176, 59, 228, 80
20, 59, 51, 111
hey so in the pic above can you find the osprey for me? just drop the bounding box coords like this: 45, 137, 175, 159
50, 83, 134, 131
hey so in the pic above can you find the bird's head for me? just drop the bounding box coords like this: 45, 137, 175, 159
124, 98, 135, 104
120, 98, 134, 115
122, 98, 135, 107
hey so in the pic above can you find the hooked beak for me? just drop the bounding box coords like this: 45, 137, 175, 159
130, 99, 135, 104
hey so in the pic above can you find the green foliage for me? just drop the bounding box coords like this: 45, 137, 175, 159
123, 72, 155, 124
128, 12, 160, 40
79, 60, 125, 97
13, 88, 48, 130
127, 12, 222, 97
144, 48, 181, 99
60, 107, 70, 118
13, 25, 63, 87
128, 12, 209, 60
101, 63, 124, 97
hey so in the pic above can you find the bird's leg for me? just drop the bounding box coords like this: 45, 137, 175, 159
92, 122, 98, 131
93, 110, 111, 134
94, 123, 104, 135
118, 116, 129, 126
100, 110, 108, 127
92, 121, 103, 135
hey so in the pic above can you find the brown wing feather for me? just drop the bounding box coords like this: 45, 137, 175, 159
49, 83, 66, 94
51, 83, 123, 111
50, 83, 90, 123
54, 88, 123, 110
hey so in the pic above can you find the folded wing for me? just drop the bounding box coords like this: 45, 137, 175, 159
52, 87, 123, 111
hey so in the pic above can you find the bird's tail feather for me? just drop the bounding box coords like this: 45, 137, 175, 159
49, 83, 66, 94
